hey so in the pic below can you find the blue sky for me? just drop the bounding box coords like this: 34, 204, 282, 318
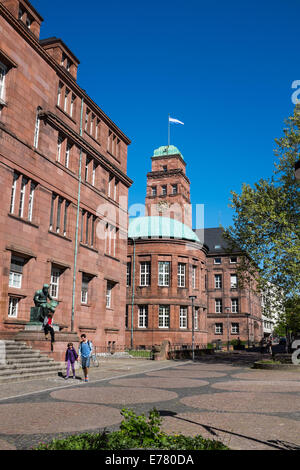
36, 0, 298, 228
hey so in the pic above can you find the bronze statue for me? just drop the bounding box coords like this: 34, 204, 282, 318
31, 284, 58, 323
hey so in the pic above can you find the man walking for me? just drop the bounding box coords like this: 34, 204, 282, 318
78, 334, 93, 382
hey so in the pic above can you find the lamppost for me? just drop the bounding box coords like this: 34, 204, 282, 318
225, 307, 230, 352
189, 295, 197, 361
245, 313, 250, 348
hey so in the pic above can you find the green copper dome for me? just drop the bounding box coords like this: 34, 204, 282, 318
128, 216, 199, 242
153, 145, 184, 160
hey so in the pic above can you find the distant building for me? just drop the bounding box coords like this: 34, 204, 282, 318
126, 146, 263, 349
0, 0, 132, 351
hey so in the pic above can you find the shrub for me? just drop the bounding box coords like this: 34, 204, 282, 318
34, 408, 228, 450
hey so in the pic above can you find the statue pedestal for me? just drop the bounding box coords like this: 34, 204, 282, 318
14, 327, 80, 362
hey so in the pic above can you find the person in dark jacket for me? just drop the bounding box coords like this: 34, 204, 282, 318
65, 343, 78, 379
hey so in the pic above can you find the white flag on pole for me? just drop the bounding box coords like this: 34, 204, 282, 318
169, 116, 184, 125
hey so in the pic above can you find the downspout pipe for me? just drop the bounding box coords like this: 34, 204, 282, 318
130, 237, 136, 349
71, 96, 84, 332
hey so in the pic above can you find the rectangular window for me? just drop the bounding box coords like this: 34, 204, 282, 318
230, 274, 238, 289
106, 282, 113, 308
194, 307, 199, 330
65, 143, 71, 168
215, 299, 222, 313
0, 62, 6, 102
162, 185, 167, 196
138, 305, 148, 328
50, 268, 61, 299
63, 201, 69, 236
57, 82, 63, 106
127, 262, 131, 287
18, 176, 28, 218
85, 109, 89, 131
151, 186, 157, 196
230, 257, 237, 263
70, 94, 75, 117
10, 173, 19, 214
85, 156, 90, 182
172, 184, 178, 195
92, 160, 96, 186
178, 263, 186, 287
214, 274, 222, 289
8, 297, 19, 318
231, 298, 239, 313
158, 261, 170, 286
57, 136, 63, 162
108, 174, 113, 198
56, 197, 63, 233
179, 306, 188, 329
214, 258, 221, 265
33, 108, 40, 148
215, 323, 223, 334
192, 266, 197, 289
90, 114, 94, 135
231, 323, 239, 334
64, 88, 69, 112
140, 262, 150, 286
9, 256, 24, 289
81, 274, 90, 304
159, 305, 170, 328
28, 182, 36, 222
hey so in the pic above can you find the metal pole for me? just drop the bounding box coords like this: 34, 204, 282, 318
226, 307, 230, 352
71, 96, 84, 332
130, 238, 136, 350
192, 298, 195, 362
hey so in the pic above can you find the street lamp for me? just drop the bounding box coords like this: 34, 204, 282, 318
245, 313, 250, 348
189, 295, 197, 361
225, 307, 230, 352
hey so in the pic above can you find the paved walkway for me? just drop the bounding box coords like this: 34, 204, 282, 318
0, 354, 300, 450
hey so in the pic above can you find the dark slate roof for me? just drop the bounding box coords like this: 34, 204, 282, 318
193, 227, 241, 255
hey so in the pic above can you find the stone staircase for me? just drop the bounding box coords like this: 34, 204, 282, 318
0, 340, 65, 383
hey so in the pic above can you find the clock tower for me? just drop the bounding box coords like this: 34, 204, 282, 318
145, 145, 192, 228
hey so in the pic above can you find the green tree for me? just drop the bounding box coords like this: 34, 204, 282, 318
224, 107, 300, 317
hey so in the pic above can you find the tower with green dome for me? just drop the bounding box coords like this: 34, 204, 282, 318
145, 145, 192, 228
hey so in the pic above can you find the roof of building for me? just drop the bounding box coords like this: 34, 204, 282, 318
153, 145, 184, 160
194, 227, 241, 254
128, 216, 200, 242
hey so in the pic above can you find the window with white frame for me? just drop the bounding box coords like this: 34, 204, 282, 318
33, 107, 41, 148
230, 274, 238, 289
57, 135, 63, 163
70, 94, 75, 117
140, 262, 150, 286
215, 299, 222, 313
0, 62, 7, 102
8, 296, 19, 318
104, 224, 117, 257
161, 185, 167, 196
10, 172, 19, 214
65, 142, 71, 168
27, 182, 36, 222
158, 261, 170, 286
231, 323, 239, 334
159, 305, 170, 328
64, 88, 69, 112
214, 274, 222, 289
194, 307, 199, 330
18, 176, 28, 218
57, 82, 63, 106
138, 305, 148, 328
230, 257, 237, 264
215, 323, 223, 334
178, 263, 186, 287
179, 306, 188, 328
9, 256, 24, 288
151, 186, 157, 196
106, 282, 113, 308
50, 268, 61, 299
231, 298, 239, 313
214, 257, 221, 264
192, 266, 197, 289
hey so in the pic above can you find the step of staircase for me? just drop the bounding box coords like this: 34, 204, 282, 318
0, 340, 65, 383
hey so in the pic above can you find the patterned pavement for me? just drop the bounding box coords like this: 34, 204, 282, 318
0, 356, 299, 450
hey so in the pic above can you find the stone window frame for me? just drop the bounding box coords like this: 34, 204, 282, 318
214, 273, 222, 289
158, 261, 170, 287
215, 298, 223, 313
140, 261, 150, 287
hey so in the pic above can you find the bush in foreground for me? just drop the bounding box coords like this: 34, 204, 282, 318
35, 408, 228, 450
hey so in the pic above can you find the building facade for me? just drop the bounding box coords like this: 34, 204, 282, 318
0, 0, 132, 351
126, 147, 263, 350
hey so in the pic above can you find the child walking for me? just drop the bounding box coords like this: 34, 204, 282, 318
65, 342, 78, 380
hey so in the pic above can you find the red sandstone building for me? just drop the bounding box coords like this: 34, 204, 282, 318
0, 0, 132, 353
126, 146, 263, 350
